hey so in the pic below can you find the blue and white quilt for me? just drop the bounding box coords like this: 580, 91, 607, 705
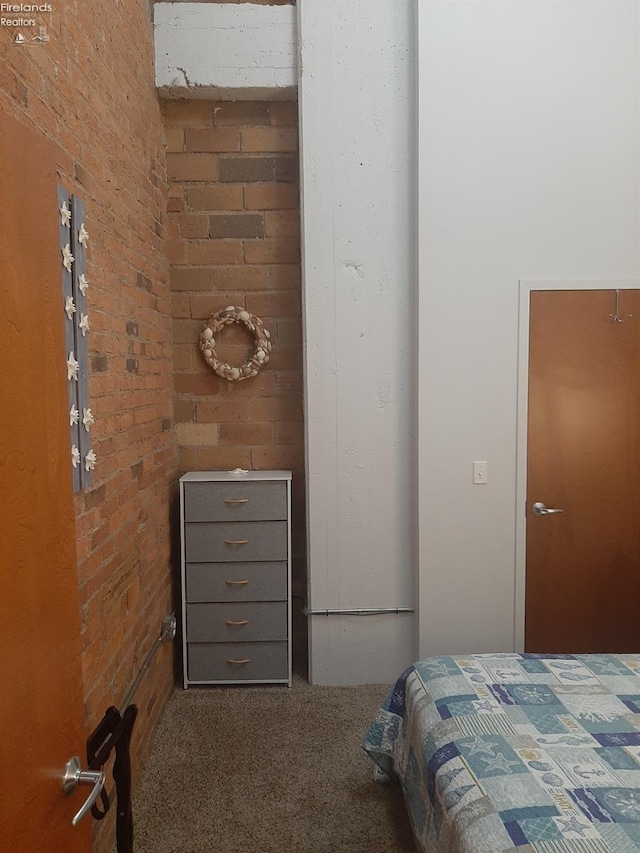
363, 654, 640, 852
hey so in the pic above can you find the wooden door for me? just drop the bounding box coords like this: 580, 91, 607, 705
525, 289, 640, 653
0, 115, 92, 851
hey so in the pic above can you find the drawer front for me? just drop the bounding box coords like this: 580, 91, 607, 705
186, 562, 287, 602
188, 641, 289, 682
184, 481, 287, 522
184, 521, 287, 563
186, 601, 287, 642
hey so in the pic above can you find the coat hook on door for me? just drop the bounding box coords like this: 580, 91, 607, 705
609, 289, 632, 323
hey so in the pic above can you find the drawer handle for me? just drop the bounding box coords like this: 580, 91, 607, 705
225, 498, 248, 505
227, 658, 251, 665
225, 619, 249, 626
225, 579, 249, 586
224, 539, 249, 546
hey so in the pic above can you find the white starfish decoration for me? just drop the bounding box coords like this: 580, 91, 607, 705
78, 223, 89, 247
71, 445, 81, 468
64, 295, 76, 319
79, 313, 90, 337
62, 244, 74, 271
70, 404, 79, 426
59, 200, 71, 228
84, 449, 97, 471
82, 408, 95, 432
67, 351, 79, 381
78, 274, 89, 296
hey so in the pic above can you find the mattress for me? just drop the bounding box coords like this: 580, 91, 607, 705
363, 654, 640, 852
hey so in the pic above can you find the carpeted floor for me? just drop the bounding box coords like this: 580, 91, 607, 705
133, 677, 414, 853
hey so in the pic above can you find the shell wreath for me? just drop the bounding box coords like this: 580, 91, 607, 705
199, 306, 272, 381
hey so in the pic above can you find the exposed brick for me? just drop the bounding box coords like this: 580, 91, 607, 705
197, 397, 250, 424
244, 237, 300, 265
268, 347, 302, 371
197, 446, 252, 470
84, 484, 107, 510
163, 99, 213, 126
214, 266, 269, 291
269, 264, 301, 289
164, 126, 184, 153
167, 240, 186, 265
167, 197, 184, 213
209, 213, 264, 239
213, 101, 271, 126
251, 444, 304, 470
186, 240, 244, 265
187, 184, 243, 211
178, 447, 199, 470
176, 422, 219, 446
219, 422, 274, 445
244, 183, 298, 210
190, 292, 244, 319
180, 214, 209, 239
172, 318, 204, 344
248, 395, 303, 423
241, 127, 298, 153
74, 160, 92, 189
173, 344, 194, 370
170, 267, 213, 292
92, 355, 109, 372
264, 210, 300, 237
137, 272, 153, 291
171, 292, 191, 319
219, 156, 276, 183
164, 98, 306, 679
270, 101, 298, 127
174, 374, 219, 395
275, 421, 304, 444
185, 127, 240, 153
174, 399, 195, 423
166, 153, 218, 182
275, 154, 299, 183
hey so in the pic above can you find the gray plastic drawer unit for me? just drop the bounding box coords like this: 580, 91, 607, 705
180, 470, 292, 687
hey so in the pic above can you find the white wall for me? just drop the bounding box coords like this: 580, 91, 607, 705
155, 3, 296, 99
418, 0, 640, 657
299, 0, 417, 684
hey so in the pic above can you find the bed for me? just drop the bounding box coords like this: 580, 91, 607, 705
363, 653, 640, 852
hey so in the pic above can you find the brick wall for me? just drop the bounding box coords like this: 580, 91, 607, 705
165, 99, 307, 672
0, 5, 176, 851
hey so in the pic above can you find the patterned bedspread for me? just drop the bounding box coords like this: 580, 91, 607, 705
363, 654, 640, 852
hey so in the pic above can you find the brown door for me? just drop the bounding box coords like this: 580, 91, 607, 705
525, 289, 640, 653
0, 115, 93, 850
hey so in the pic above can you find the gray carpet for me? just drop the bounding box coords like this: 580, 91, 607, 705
133, 678, 414, 853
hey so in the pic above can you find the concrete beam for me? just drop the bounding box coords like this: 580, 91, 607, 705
155, 2, 297, 100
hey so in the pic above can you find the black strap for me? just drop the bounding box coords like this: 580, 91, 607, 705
114, 705, 138, 853
86, 704, 138, 852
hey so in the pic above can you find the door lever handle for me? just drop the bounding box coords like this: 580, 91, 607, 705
63, 756, 105, 826
532, 501, 564, 516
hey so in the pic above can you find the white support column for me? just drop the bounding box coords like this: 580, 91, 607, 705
299, 0, 417, 684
